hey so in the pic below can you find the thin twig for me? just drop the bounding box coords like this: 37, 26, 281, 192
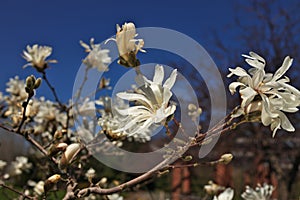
0, 183, 35, 200
41, 71, 63, 108
74, 67, 89, 103
17, 96, 31, 133
0, 123, 60, 169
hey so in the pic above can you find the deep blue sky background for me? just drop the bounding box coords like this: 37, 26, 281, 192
0, 0, 237, 102
0, 0, 295, 102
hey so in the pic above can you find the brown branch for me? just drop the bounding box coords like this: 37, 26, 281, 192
17, 96, 31, 133
0, 183, 35, 200
63, 151, 178, 199
41, 71, 63, 108
0, 123, 59, 167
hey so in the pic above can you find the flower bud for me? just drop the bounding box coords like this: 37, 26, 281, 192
97, 177, 107, 187
48, 143, 68, 156
59, 143, 81, 170
47, 174, 61, 184
26, 76, 34, 89
219, 153, 233, 165
33, 78, 42, 89
182, 155, 193, 162
44, 174, 61, 194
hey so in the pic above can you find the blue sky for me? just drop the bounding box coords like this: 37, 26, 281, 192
0, 0, 294, 102
0, 0, 238, 102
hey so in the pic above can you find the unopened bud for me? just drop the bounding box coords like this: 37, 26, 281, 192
34, 78, 42, 89
48, 143, 68, 156
219, 153, 233, 165
182, 155, 193, 162
59, 143, 81, 170
97, 177, 107, 187
26, 76, 34, 89
44, 174, 61, 194
47, 174, 61, 184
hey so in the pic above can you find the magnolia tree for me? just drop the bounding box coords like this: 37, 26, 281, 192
0, 22, 299, 200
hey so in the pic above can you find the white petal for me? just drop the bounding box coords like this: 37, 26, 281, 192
228, 82, 245, 94
227, 67, 249, 77
249, 51, 266, 64
252, 69, 265, 88
153, 65, 164, 85
117, 92, 153, 109
240, 87, 257, 108
163, 69, 177, 89
245, 58, 265, 69
278, 111, 295, 132
218, 188, 234, 200
272, 56, 293, 81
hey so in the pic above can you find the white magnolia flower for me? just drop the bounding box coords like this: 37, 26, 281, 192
35, 98, 66, 125
11, 156, 32, 175
228, 52, 300, 136
113, 65, 177, 140
33, 181, 45, 195
107, 22, 145, 67
22, 44, 57, 71
204, 180, 225, 195
97, 97, 135, 142
241, 183, 274, 200
77, 98, 96, 116
28, 180, 44, 195
188, 103, 202, 121
107, 193, 123, 200
85, 168, 96, 179
80, 38, 111, 71
213, 188, 234, 200
6, 76, 27, 100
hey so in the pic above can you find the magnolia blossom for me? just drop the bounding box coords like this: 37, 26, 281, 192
34, 97, 67, 135
113, 65, 177, 140
213, 188, 234, 200
228, 52, 300, 136
33, 181, 45, 195
11, 156, 32, 175
85, 168, 96, 179
107, 193, 124, 200
188, 103, 202, 121
204, 181, 225, 195
22, 44, 57, 71
28, 180, 44, 195
6, 76, 27, 101
3, 77, 28, 124
97, 96, 136, 142
77, 98, 96, 116
80, 38, 111, 71
241, 183, 274, 200
35, 98, 66, 123
107, 22, 145, 67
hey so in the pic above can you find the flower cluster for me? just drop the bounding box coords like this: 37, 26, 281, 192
0, 20, 299, 200
228, 52, 300, 136
206, 182, 274, 200
241, 184, 274, 200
